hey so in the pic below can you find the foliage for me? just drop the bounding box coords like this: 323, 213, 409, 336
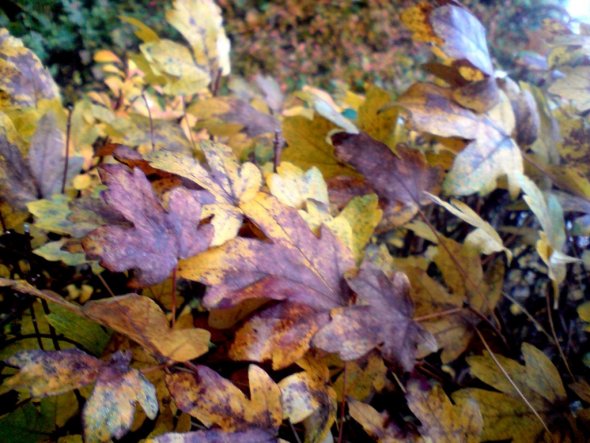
0, 0, 590, 442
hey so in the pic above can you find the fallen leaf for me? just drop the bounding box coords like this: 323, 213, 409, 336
313, 263, 431, 371
427, 193, 512, 261
397, 82, 523, 196
549, 66, 590, 113
83, 294, 210, 362
229, 302, 327, 370
150, 429, 277, 443
82, 164, 213, 287
406, 381, 482, 442
454, 343, 569, 443
148, 140, 261, 246
333, 354, 387, 401
179, 192, 355, 311
332, 132, 441, 229
282, 115, 357, 178
0, 29, 59, 107
166, 365, 281, 434
83, 351, 158, 443
348, 399, 406, 443
166, 0, 231, 77
2, 349, 102, 397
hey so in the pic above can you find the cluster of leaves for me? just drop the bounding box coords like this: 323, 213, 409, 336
0, 0, 589, 442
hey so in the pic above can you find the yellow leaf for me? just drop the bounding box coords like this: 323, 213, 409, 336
166, 0, 231, 76
119, 16, 160, 43
93, 50, 122, 64
549, 66, 590, 113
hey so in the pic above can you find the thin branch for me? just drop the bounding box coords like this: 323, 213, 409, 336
142, 92, 155, 152
61, 105, 73, 194
545, 285, 575, 380
475, 328, 551, 435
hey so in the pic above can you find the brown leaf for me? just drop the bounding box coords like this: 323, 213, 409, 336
406, 381, 482, 442
229, 302, 328, 370
220, 98, 280, 137
2, 349, 102, 397
332, 132, 441, 228
348, 399, 406, 442
83, 351, 158, 443
82, 164, 213, 287
397, 82, 523, 196
179, 192, 355, 311
166, 365, 281, 434
83, 294, 210, 362
313, 264, 432, 371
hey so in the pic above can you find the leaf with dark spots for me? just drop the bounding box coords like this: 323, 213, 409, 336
179, 192, 355, 311
83, 351, 158, 443
82, 164, 213, 287
166, 365, 281, 434
2, 349, 103, 397
214, 97, 280, 137
312, 264, 433, 371
0, 29, 59, 107
397, 82, 523, 196
332, 132, 442, 228
230, 302, 329, 370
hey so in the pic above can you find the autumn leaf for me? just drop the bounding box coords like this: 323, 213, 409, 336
166, 365, 281, 435
312, 263, 432, 371
2, 349, 103, 397
397, 82, 523, 196
282, 115, 357, 178
549, 66, 590, 113
278, 356, 336, 443
348, 399, 406, 443
406, 381, 482, 442
332, 132, 441, 229
427, 193, 512, 261
0, 29, 59, 108
151, 428, 277, 443
179, 192, 354, 311
454, 343, 570, 443
148, 140, 261, 245
229, 302, 327, 370
83, 351, 158, 443
83, 294, 210, 362
82, 164, 213, 287
333, 354, 387, 401
166, 0, 231, 77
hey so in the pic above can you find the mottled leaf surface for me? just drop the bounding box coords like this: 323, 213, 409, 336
82, 164, 213, 286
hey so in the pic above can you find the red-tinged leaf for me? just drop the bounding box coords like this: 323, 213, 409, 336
83, 294, 210, 362
2, 349, 102, 397
179, 192, 355, 311
82, 164, 213, 287
313, 264, 433, 371
150, 428, 277, 443
229, 302, 328, 370
332, 132, 442, 228
83, 351, 158, 443
166, 365, 281, 433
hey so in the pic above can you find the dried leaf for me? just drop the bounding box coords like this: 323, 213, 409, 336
549, 66, 590, 113
454, 343, 568, 443
2, 349, 102, 397
166, 365, 281, 433
406, 382, 482, 442
0, 29, 59, 107
83, 352, 158, 443
166, 0, 231, 76
82, 165, 213, 286
348, 400, 405, 443
179, 192, 354, 311
397, 82, 523, 196
150, 429, 277, 443
313, 264, 431, 371
83, 294, 210, 362
148, 140, 262, 246
332, 132, 441, 228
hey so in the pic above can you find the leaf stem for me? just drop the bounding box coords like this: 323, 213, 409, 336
61, 105, 73, 194
545, 285, 574, 380
142, 92, 155, 152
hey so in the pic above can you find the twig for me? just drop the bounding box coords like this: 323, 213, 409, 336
61, 105, 73, 194
545, 285, 575, 380
171, 266, 177, 328
273, 130, 282, 172
337, 363, 348, 443
475, 328, 551, 435
142, 92, 155, 152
